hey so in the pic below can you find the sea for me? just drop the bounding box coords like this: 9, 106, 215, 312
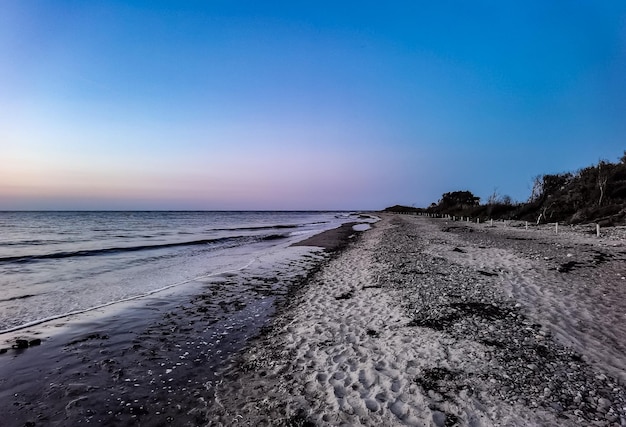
0, 211, 364, 334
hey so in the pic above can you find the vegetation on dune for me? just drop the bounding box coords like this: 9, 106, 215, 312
386, 152, 626, 226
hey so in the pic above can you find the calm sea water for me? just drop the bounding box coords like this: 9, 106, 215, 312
0, 211, 359, 333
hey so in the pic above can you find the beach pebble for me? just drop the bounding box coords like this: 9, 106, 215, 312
596, 397, 611, 412
13, 339, 29, 349
550, 402, 563, 412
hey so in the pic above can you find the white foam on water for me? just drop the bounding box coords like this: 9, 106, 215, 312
0, 212, 361, 336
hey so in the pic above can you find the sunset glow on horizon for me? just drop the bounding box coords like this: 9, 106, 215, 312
2, 1, 625, 210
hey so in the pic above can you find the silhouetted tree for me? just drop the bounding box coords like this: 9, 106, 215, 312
487, 188, 500, 205
597, 161, 608, 207
398, 150, 626, 225
501, 195, 513, 205
438, 191, 480, 209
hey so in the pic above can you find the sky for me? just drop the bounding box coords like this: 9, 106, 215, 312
1, 1, 625, 210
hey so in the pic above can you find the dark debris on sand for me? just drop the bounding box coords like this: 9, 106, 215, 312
374, 215, 626, 426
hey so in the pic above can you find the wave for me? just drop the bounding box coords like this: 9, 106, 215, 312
0, 256, 258, 335
0, 236, 253, 264
210, 224, 299, 232
260, 234, 289, 241
0, 294, 38, 303
0, 239, 67, 247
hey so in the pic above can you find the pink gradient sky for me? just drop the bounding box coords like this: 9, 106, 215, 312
2, 1, 625, 210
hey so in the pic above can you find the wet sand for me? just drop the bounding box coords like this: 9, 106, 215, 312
291, 221, 361, 250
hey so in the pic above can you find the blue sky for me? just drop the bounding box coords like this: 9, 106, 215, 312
1, 1, 625, 210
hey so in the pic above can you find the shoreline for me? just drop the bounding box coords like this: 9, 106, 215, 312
2, 215, 625, 425
0, 224, 365, 426
291, 221, 361, 250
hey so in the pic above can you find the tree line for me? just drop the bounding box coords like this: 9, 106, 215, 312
386, 152, 626, 226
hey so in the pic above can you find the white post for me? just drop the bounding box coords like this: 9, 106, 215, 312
490, 219, 493, 227
525, 221, 528, 230
596, 223, 601, 238
477, 218, 480, 224
555, 222, 558, 234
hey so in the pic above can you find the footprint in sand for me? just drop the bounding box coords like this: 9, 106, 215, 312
365, 398, 380, 412
359, 369, 377, 388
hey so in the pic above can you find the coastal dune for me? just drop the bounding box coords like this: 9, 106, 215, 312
210, 214, 626, 426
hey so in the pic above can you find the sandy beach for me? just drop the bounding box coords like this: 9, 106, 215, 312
1, 215, 625, 426
206, 214, 626, 426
